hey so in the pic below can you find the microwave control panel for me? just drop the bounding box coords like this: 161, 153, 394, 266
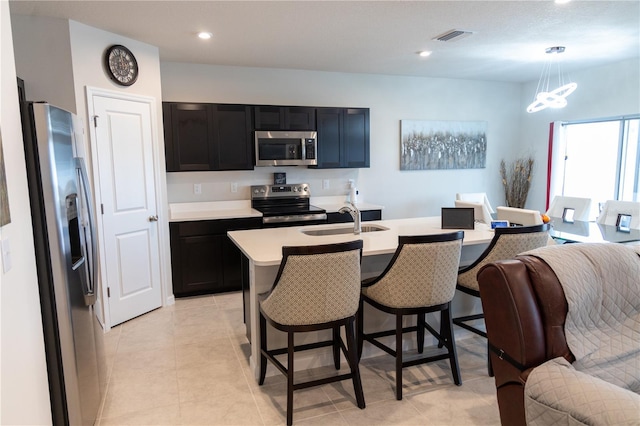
305, 138, 316, 159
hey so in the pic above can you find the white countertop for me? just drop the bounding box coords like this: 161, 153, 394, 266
169, 197, 384, 222
169, 200, 262, 222
228, 216, 494, 266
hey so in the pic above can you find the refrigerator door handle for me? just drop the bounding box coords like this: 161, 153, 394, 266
76, 157, 98, 306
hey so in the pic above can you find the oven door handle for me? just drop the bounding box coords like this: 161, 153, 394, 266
263, 213, 327, 224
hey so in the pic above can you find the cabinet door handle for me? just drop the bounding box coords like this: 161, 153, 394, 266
149, 215, 159, 222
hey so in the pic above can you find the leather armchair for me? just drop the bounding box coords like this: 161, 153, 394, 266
476, 255, 574, 426
477, 245, 640, 426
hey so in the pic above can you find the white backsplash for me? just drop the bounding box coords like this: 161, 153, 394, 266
166, 167, 361, 203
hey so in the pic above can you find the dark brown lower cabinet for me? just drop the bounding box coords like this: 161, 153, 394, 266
170, 218, 262, 297
326, 209, 382, 224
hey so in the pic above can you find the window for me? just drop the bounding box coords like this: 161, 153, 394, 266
548, 116, 640, 220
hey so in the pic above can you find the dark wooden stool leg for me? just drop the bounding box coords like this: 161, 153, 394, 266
417, 313, 425, 353
333, 326, 341, 370
259, 312, 268, 385
287, 331, 294, 426
442, 305, 462, 385
357, 298, 364, 361
345, 319, 366, 409
395, 314, 403, 400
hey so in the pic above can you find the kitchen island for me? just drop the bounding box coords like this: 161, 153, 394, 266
228, 216, 495, 381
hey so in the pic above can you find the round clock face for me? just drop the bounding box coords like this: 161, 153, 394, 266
105, 45, 139, 86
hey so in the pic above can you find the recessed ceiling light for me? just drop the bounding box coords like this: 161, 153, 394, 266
198, 32, 213, 40
418, 51, 432, 57
555, 0, 571, 4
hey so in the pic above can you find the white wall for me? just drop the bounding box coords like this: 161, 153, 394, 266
11, 14, 76, 113
67, 20, 165, 141
162, 63, 523, 219
1, 2, 52, 424
519, 58, 640, 213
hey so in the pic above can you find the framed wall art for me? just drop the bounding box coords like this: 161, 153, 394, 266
400, 120, 487, 170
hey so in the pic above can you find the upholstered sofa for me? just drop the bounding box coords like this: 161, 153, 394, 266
476, 242, 640, 426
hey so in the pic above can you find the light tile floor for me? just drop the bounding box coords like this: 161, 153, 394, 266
98, 292, 501, 425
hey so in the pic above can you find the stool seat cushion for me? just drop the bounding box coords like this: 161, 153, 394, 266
362, 239, 461, 308
261, 250, 361, 326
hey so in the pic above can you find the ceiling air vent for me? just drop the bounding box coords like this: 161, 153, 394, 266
433, 29, 473, 42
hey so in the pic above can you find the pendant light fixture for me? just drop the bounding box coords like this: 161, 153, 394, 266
526, 46, 577, 113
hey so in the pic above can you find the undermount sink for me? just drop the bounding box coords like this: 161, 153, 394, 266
301, 224, 389, 236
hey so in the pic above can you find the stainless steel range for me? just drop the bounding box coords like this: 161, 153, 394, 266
251, 183, 327, 227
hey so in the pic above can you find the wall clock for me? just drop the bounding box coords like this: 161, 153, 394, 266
104, 45, 139, 86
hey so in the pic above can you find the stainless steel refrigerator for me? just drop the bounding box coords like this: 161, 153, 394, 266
21, 102, 106, 425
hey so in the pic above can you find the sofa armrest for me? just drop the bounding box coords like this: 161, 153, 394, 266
525, 358, 640, 426
518, 256, 572, 362
478, 260, 547, 379
477, 260, 548, 426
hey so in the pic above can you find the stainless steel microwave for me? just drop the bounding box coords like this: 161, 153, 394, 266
255, 131, 317, 166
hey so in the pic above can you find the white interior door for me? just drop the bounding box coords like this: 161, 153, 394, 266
90, 94, 162, 326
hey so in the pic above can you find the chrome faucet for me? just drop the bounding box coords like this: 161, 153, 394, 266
339, 202, 361, 234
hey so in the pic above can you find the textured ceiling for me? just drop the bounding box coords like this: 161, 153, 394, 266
9, 0, 640, 83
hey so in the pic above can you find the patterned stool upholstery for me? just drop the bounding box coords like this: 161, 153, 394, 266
452, 224, 550, 375
259, 240, 365, 426
357, 232, 464, 400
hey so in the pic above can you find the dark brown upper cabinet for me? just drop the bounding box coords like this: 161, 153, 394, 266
164, 102, 253, 172
254, 106, 316, 130
212, 104, 254, 170
315, 107, 370, 168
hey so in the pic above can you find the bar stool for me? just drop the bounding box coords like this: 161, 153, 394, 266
357, 232, 464, 400
452, 224, 550, 375
258, 240, 365, 426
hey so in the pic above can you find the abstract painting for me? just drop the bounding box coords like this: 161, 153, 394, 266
400, 120, 487, 170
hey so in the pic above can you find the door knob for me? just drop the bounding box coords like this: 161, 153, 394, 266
148, 215, 158, 222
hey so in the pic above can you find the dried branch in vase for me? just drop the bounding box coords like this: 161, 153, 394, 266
500, 157, 534, 209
